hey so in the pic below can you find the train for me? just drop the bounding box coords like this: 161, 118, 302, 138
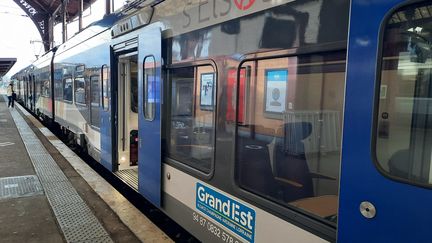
11, 0, 432, 242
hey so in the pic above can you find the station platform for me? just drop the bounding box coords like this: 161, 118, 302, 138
0, 96, 172, 243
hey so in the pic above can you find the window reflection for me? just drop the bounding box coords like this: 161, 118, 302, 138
167, 65, 216, 173
90, 76, 100, 127
143, 56, 156, 120
376, 2, 432, 186
102, 66, 110, 111
63, 78, 73, 102
75, 77, 86, 104
236, 52, 346, 223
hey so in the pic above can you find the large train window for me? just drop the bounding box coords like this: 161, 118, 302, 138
63, 77, 73, 102
235, 52, 346, 223
376, 2, 432, 187
167, 65, 216, 174
74, 77, 86, 105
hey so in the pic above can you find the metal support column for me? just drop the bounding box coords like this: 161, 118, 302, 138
78, 0, 83, 31
48, 15, 54, 49
62, 0, 68, 43
106, 0, 111, 15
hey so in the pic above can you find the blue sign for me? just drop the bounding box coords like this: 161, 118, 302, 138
265, 69, 288, 113
267, 70, 288, 82
196, 183, 256, 243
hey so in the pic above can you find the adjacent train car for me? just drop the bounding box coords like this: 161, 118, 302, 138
12, 0, 432, 242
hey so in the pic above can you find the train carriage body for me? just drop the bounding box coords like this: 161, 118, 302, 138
12, 0, 432, 242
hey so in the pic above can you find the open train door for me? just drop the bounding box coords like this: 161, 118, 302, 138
137, 25, 163, 207
100, 65, 113, 170
339, 0, 432, 242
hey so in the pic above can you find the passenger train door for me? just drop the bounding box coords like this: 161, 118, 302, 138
339, 1, 432, 242
137, 25, 162, 207
100, 65, 113, 170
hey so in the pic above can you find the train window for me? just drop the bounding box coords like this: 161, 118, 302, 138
41, 78, 50, 97
143, 55, 156, 121
90, 75, 100, 127
167, 65, 216, 174
90, 76, 100, 107
35, 75, 42, 101
376, 2, 432, 186
235, 52, 346, 223
63, 77, 73, 102
54, 77, 63, 100
74, 77, 86, 105
102, 65, 110, 111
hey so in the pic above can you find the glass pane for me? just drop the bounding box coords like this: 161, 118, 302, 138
42, 80, 49, 97
63, 78, 73, 101
54, 70, 63, 100
167, 65, 216, 173
102, 66, 110, 111
91, 76, 100, 106
74, 77, 86, 104
376, 2, 432, 186
35, 76, 41, 101
143, 56, 156, 120
90, 76, 100, 127
236, 52, 346, 223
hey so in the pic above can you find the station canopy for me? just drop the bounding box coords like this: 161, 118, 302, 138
0, 58, 17, 77
13, 0, 97, 50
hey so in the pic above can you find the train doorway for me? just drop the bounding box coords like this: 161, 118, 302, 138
114, 53, 139, 190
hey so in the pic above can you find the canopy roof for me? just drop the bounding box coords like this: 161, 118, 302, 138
13, 0, 97, 50
0, 58, 17, 77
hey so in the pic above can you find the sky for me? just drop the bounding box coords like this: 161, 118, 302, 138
0, 0, 42, 79
0, 0, 126, 81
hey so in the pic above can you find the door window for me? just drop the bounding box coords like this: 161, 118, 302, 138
90, 75, 100, 127
167, 65, 216, 173
74, 77, 86, 105
143, 55, 156, 120
63, 77, 73, 102
102, 65, 110, 111
376, 2, 432, 186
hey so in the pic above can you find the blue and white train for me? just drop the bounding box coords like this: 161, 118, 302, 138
12, 0, 432, 242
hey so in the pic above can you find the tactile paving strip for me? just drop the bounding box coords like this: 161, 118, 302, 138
0, 175, 43, 199
10, 109, 114, 243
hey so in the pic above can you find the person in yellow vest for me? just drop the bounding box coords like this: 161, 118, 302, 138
6, 83, 14, 108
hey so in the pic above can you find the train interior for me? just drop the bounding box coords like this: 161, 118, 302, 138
167, 65, 216, 174
115, 53, 139, 189
235, 52, 346, 223
164, 52, 345, 223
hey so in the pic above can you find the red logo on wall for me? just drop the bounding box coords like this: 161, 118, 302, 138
234, 0, 256, 11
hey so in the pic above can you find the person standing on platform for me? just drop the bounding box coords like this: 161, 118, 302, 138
6, 83, 14, 108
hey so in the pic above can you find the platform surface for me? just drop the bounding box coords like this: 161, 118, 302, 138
0, 96, 171, 243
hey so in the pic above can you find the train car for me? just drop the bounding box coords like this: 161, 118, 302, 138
12, 0, 432, 242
